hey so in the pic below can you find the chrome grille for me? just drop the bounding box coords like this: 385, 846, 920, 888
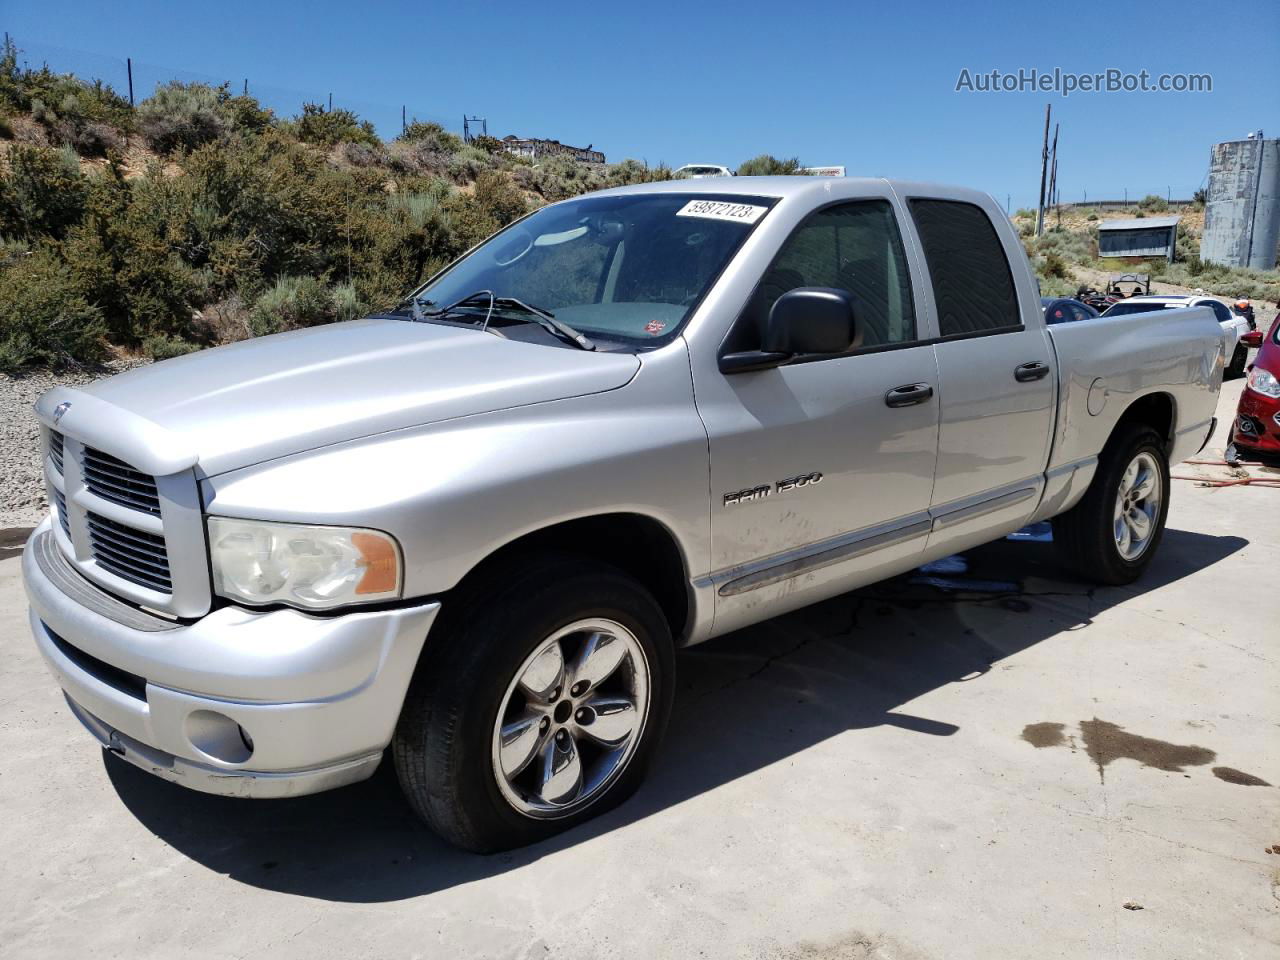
86, 511, 173, 593
82, 446, 161, 516
53, 489, 70, 538
49, 430, 65, 474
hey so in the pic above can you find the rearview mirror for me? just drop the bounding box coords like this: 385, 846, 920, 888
720, 287, 860, 373
1240, 330, 1263, 348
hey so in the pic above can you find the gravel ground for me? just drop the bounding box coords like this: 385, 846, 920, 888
0, 362, 148, 526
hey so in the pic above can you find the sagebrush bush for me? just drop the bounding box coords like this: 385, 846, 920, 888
0, 247, 106, 371
249, 275, 334, 336
138, 82, 232, 153
331, 282, 366, 323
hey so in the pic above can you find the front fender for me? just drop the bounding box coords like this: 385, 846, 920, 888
201, 343, 712, 602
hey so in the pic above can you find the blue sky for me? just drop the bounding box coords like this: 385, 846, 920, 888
7, 0, 1277, 208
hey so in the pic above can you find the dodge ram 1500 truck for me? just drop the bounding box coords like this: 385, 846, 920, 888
23, 177, 1224, 852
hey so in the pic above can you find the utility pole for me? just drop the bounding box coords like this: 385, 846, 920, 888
1035, 104, 1051, 237
126, 57, 134, 106
327, 92, 332, 112
402, 105, 406, 134
243, 79, 248, 96
1047, 122, 1059, 230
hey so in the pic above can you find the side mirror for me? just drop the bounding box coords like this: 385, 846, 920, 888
720, 287, 859, 373
1240, 330, 1263, 348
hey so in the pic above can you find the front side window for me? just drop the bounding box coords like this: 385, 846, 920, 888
1206, 300, 1233, 324
735, 200, 917, 351
909, 199, 1021, 337
399, 193, 772, 346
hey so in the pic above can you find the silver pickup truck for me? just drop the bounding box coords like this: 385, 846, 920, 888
23, 177, 1224, 852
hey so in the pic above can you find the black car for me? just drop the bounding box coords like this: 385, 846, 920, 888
1041, 297, 1099, 325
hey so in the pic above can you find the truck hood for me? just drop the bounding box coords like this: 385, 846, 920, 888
49, 318, 640, 476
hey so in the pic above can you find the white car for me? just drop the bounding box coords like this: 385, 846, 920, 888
674, 164, 733, 178
1103, 295, 1251, 377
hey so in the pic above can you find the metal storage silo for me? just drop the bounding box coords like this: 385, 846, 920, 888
1201, 133, 1280, 270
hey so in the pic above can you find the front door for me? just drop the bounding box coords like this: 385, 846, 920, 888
691, 198, 941, 635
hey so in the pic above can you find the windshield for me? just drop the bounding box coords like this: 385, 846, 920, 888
400, 193, 773, 345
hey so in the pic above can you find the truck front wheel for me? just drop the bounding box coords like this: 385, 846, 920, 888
392, 557, 675, 853
1054, 423, 1170, 585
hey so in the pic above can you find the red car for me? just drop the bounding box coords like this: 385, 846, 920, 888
1233, 316, 1280, 456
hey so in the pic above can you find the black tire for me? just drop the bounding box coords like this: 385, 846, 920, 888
1227, 344, 1247, 379
1054, 423, 1171, 586
392, 555, 675, 853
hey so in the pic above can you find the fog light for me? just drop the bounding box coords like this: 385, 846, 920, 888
185, 710, 253, 764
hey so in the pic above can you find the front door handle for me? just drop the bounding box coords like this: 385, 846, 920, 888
885, 383, 934, 408
1015, 361, 1051, 382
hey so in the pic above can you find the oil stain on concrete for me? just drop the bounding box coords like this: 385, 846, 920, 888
1078, 719, 1216, 783
1212, 766, 1272, 787
1022, 719, 1221, 782
1021, 722, 1067, 749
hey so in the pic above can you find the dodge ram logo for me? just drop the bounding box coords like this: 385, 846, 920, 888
52, 401, 71, 424
724, 472, 823, 506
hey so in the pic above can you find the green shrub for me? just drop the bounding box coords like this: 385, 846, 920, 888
398, 120, 463, 153
736, 154, 805, 176
1138, 194, 1168, 213
1041, 251, 1070, 278
249, 275, 333, 335
143, 333, 201, 360
1013, 207, 1036, 219
0, 144, 87, 239
0, 247, 106, 371
293, 103, 378, 148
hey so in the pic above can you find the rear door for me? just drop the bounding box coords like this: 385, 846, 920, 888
902, 197, 1057, 551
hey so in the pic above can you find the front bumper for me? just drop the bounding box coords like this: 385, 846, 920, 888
23, 519, 440, 799
1234, 387, 1280, 452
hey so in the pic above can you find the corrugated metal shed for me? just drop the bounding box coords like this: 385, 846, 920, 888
1097, 216, 1180, 260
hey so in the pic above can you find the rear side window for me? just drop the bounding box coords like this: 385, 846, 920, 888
909, 199, 1021, 337
736, 200, 917, 351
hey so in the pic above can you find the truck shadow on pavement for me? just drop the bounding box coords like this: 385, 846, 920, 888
104, 526, 1245, 902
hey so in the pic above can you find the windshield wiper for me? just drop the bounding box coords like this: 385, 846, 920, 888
423, 291, 595, 351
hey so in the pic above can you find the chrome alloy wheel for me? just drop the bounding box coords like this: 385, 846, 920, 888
1113, 451, 1162, 561
491, 618, 650, 819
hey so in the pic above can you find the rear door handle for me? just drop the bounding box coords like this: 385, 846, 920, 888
1014, 361, 1050, 382
884, 383, 934, 408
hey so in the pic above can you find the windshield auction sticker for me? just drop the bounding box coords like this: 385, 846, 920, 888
676, 200, 768, 224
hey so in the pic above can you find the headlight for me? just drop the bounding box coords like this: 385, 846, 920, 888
207, 518, 402, 610
1247, 366, 1280, 399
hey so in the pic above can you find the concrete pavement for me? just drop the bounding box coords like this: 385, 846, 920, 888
1, 379, 1277, 960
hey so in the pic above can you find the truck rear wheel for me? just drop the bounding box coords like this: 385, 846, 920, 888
1054, 423, 1170, 585
392, 557, 674, 853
